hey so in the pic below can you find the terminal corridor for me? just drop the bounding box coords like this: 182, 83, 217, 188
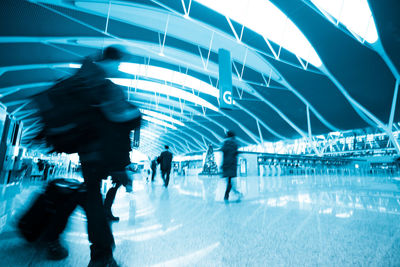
1, 1, 400, 266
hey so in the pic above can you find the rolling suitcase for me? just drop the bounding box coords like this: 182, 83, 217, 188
18, 178, 84, 242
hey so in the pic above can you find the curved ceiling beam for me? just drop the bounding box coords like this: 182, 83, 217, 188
118, 62, 338, 138
111, 78, 219, 111
0, 61, 257, 145
72, 0, 322, 73
0, 84, 203, 152
270, 0, 400, 153
140, 137, 181, 155
114, 78, 261, 143
367, 0, 400, 79
129, 91, 252, 146
14, 107, 40, 120
0, 1, 338, 146
163, 127, 206, 151
174, 129, 207, 150
142, 125, 206, 155
141, 128, 188, 154
70, 38, 342, 134
37, 0, 282, 81
0, 75, 222, 147
0, 82, 53, 98
142, 124, 204, 152
19, 0, 340, 135
141, 126, 192, 151
217, 108, 261, 144
0, 78, 218, 146
0, 80, 224, 148
303, 0, 378, 46
0, 62, 78, 77
0, 62, 221, 144
128, 90, 249, 143
141, 137, 182, 155
234, 101, 287, 140
132, 100, 222, 144
0, 79, 223, 146
0, 35, 338, 139
303, 0, 399, 80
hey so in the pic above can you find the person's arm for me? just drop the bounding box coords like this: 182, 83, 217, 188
96, 81, 141, 123
221, 140, 227, 153
234, 141, 239, 156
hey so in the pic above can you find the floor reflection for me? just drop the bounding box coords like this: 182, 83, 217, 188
178, 174, 400, 216
0, 174, 399, 266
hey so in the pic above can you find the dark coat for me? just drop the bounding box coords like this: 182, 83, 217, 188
222, 137, 238, 178
158, 150, 173, 171
77, 59, 140, 172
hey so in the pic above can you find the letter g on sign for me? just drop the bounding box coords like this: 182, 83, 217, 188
223, 91, 232, 105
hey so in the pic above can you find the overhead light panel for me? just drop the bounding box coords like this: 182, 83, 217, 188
311, 0, 378, 43
194, 0, 322, 67
140, 109, 185, 126
119, 63, 219, 98
142, 115, 177, 130
69, 63, 82, 69
110, 78, 219, 112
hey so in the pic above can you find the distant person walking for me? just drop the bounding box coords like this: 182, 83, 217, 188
222, 130, 242, 201
157, 145, 173, 187
150, 157, 158, 182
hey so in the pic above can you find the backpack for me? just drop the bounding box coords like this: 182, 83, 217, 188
33, 73, 102, 154
33, 60, 142, 154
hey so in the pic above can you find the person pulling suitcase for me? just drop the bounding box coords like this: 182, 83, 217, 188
20, 46, 141, 267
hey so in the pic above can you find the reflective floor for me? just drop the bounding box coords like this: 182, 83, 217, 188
1, 173, 400, 266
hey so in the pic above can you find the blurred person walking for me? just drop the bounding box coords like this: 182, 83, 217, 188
72, 46, 140, 267
150, 157, 158, 182
157, 145, 173, 187
20, 46, 141, 267
222, 130, 242, 201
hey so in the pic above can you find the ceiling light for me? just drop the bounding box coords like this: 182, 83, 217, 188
140, 109, 184, 126
194, 0, 322, 66
69, 63, 82, 68
119, 63, 219, 98
142, 115, 177, 130
311, 0, 378, 43
110, 78, 219, 112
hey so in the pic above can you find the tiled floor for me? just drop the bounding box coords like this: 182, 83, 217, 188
1, 174, 400, 266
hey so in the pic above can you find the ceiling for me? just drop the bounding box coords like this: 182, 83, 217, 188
0, 0, 399, 157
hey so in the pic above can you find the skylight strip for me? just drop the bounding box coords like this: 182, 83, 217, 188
140, 109, 185, 126
110, 78, 219, 112
142, 115, 177, 130
69, 63, 82, 68
194, 0, 322, 67
310, 0, 378, 43
141, 128, 165, 139
119, 63, 219, 98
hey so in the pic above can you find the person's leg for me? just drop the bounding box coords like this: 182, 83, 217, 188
161, 170, 166, 186
44, 196, 80, 242
151, 169, 156, 181
44, 198, 77, 260
104, 182, 121, 221
224, 177, 232, 200
80, 163, 115, 261
38, 180, 83, 260
230, 177, 242, 199
165, 170, 170, 187
231, 177, 239, 194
